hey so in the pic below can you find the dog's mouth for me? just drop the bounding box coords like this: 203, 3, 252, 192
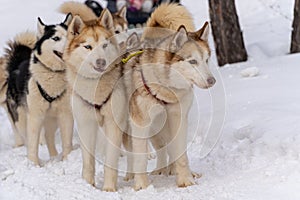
93, 66, 105, 73
53, 50, 63, 59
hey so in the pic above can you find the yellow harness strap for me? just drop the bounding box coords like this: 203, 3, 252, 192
121, 50, 144, 64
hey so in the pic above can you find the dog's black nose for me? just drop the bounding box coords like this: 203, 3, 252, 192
94, 59, 107, 72
207, 77, 216, 86
96, 58, 106, 68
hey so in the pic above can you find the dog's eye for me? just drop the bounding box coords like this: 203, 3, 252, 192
52, 36, 60, 41
115, 30, 120, 34
84, 45, 93, 50
103, 43, 108, 49
189, 59, 198, 65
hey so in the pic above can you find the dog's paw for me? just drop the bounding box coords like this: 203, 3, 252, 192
102, 186, 117, 192
176, 175, 195, 187
151, 167, 169, 176
191, 171, 202, 178
82, 173, 95, 186
14, 142, 24, 148
151, 164, 175, 176
124, 172, 134, 181
27, 155, 40, 166
134, 174, 149, 191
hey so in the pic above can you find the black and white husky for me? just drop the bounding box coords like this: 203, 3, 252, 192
1, 14, 74, 165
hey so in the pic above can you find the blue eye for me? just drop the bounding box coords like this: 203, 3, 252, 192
84, 45, 92, 50
189, 59, 198, 65
52, 36, 60, 41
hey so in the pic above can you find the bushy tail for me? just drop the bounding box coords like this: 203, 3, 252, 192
4, 31, 36, 73
146, 3, 195, 31
59, 1, 98, 22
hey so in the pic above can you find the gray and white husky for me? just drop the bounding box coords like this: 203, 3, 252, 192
1, 14, 74, 165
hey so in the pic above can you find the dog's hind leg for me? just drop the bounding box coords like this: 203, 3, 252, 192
102, 119, 122, 192
44, 117, 58, 157
58, 110, 73, 160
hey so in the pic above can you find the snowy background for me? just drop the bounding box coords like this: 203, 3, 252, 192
1, 0, 300, 199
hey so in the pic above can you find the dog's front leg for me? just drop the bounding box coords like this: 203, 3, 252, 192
43, 117, 58, 157
130, 121, 149, 190
58, 109, 74, 160
102, 118, 122, 192
76, 112, 98, 186
123, 134, 134, 181
167, 105, 194, 187
27, 110, 45, 165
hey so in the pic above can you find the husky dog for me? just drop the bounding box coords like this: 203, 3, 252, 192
2, 14, 74, 165
122, 3, 216, 189
59, 1, 128, 35
63, 7, 132, 191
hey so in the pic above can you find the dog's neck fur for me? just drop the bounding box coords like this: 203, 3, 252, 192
67, 62, 122, 108
30, 51, 67, 98
136, 45, 192, 104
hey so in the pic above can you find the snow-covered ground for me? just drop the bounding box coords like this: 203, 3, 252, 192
1, 0, 300, 199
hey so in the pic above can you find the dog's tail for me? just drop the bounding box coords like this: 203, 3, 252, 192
4, 31, 36, 73
59, 1, 98, 22
146, 3, 195, 31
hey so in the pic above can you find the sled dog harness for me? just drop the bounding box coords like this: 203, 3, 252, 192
75, 91, 112, 111
37, 82, 66, 103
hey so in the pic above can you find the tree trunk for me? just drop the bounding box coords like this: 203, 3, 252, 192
291, 0, 300, 53
208, 0, 248, 66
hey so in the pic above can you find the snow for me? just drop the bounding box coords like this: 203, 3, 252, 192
1, 0, 300, 199
240, 67, 260, 77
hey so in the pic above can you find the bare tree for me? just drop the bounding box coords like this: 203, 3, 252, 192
291, 0, 300, 53
208, 0, 248, 66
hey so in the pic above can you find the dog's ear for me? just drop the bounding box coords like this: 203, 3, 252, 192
98, 9, 114, 31
126, 32, 140, 50
37, 17, 46, 39
117, 6, 127, 21
169, 25, 188, 53
63, 13, 73, 27
68, 16, 85, 36
196, 22, 209, 42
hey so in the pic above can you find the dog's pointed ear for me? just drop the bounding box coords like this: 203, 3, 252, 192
63, 13, 73, 27
126, 32, 140, 50
37, 17, 45, 39
169, 25, 188, 53
98, 9, 114, 31
68, 16, 85, 37
196, 22, 209, 42
118, 6, 127, 21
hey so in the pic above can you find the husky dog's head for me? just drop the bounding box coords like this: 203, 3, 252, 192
34, 14, 73, 70
112, 6, 128, 34
167, 22, 216, 89
64, 9, 120, 78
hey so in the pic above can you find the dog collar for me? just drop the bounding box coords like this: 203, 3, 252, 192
37, 82, 66, 103
140, 70, 168, 105
122, 50, 144, 64
75, 91, 112, 111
